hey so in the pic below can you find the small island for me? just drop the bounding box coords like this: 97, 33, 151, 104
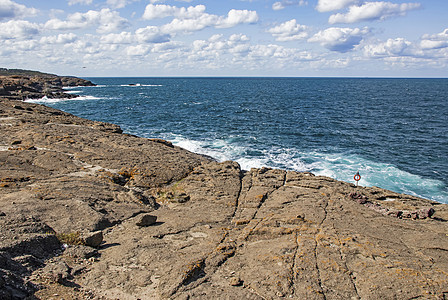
0, 71, 447, 299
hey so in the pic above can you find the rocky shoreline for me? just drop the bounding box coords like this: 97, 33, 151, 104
0, 68, 95, 101
1, 77, 448, 299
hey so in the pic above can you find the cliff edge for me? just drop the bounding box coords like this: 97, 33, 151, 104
0, 99, 447, 299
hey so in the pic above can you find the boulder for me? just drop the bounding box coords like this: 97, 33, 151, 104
135, 214, 157, 227
83, 231, 103, 248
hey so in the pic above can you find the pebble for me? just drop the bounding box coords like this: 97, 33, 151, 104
229, 277, 243, 286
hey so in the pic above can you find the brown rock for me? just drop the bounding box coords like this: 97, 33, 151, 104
229, 277, 243, 286
82, 231, 103, 248
135, 214, 157, 227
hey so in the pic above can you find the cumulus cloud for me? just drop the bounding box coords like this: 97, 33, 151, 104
0, 0, 38, 21
216, 9, 258, 28
40, 33, 77, 44
272, 0, 307, 11
161, 15, 217, 33
0, 20, 40, 39
420, 29, 448, 50
308, 27, 370, 52
143, 4, 258, 34
44, 8, 129, 33
316, 0, 358, 12
142, 4, 206, 20
68, 0, 93, 5
100, 31, 133, 44
12, 39, 38, 51
135, 26, 170, 43
98, 27, 170, 45
363, 38, 413, 57
151, 41, 183, 53
267, 19, 308, 41
126, 44, 151, 56
329, 2, 421, 24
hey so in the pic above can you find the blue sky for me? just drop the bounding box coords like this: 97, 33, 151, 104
0, 0, 447, 77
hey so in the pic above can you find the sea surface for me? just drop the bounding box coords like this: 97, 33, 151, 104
27, 77, 448, 203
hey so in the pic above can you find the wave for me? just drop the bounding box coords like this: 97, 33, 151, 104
166, 135, 448, 203
24, 95, 102, 104
63, 85, 109, 88
64, 90, 83, 94
120, 84, 163, 87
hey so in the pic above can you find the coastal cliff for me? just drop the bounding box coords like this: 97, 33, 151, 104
1, 97, 448, 298
0, 68, 95, 101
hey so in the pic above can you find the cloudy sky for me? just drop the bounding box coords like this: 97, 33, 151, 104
1, 0, 447, 77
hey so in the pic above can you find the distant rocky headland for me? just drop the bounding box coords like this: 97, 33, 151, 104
0, 68, 95, 101
0, 71, 448, 299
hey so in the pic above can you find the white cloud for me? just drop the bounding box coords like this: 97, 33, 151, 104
142, 4, 206, 20
215, 9, 258, 28
272, 0, 307, 11
44, 8, 129, 33
420, 29, 448, 50
0, 0, 38, 21
126, 44, 151, 56
363, 38, 412, 57
316, 0, 358, 12
100, 31, 133, 44
143, 4, 258, 33
151, 41, 183, 53
135, 26, 170, 43
40, 33, 77, 44
267, 19, 308, 41
0, 20, 39, 39
68, 0, 93, 5
71, 40, 101, 54
13, 39, 38, 51
161, 14, 218, 33
329, 2, 421, 24
308, 27, 370, 52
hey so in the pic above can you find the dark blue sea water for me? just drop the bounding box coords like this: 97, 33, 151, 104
27, 78, 448, 203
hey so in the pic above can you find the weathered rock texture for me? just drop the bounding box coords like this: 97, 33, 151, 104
0, 68, 94, 101
1, 99, 447, 299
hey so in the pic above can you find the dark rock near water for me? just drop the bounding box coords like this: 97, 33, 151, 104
0, 68, 94, 101
0, 98, 447, 299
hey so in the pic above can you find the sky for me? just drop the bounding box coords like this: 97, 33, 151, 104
0, 0, 447, 77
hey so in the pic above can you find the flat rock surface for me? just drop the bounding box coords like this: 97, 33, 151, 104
1, 99, 447, 299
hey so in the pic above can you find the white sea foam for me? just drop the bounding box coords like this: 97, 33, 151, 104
168, 135, 447, 203
120, 84, 163, 87
24, 95, 101, 104
64, 90, 82, 94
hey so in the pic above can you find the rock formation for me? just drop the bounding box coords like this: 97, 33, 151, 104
0, 98, 447, 299
0, 68, 95, 101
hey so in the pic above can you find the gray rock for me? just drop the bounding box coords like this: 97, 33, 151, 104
83, 231, 103, 248
135, 214, 157, 227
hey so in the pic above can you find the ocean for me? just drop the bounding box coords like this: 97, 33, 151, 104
26, 77, 448, 203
